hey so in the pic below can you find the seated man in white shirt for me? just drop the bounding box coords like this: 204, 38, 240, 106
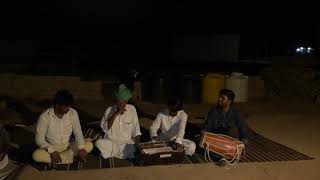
95, 84, 141, 159
32, 90, 93, 165
149, 97, 196, 156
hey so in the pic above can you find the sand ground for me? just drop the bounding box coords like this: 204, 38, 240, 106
14, 99, 320, 180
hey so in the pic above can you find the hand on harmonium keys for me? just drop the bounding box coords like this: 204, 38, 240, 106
173, 143, 184, 151
151, 136, 159, 142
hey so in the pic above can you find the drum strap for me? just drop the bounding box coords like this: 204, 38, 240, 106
204, 142, 244, 169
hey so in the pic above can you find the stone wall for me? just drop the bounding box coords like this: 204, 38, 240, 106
261, 56, 320, 101
0, 74, 117, 101
0, 73, 265, 103
248, 76, 265, 100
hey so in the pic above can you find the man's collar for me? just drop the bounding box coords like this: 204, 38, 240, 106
166, 109, 182, 117
49, 107, 71, 118
48, 107, 55, 117
217, 105, 234, 112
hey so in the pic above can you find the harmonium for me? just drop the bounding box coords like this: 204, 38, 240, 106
136, 141, 185, 166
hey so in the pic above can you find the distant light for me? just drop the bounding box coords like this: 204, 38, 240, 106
295, 46, 314, 55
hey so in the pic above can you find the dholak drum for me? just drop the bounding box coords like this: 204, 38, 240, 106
199, 132, 245, 168
137, 141, 185, 166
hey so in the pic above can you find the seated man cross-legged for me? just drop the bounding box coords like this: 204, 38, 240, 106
95, 84, 141, 160
32, 90, 93, 166
201, 89, 249, 166
149, 97, 196, 156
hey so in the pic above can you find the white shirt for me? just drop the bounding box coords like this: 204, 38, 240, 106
150, 109, 188, 144
101, 104, 141, 144
0, 154, 8, 170
35, 107, 85, 153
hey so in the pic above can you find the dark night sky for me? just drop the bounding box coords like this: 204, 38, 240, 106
0, 1, 319, 68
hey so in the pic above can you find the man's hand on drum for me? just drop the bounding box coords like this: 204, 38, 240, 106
241, 138, 248, 145
241, 148, 246, 159
194, 130, 206, 143
173, 143, 184, 151
240, 138, 248, 159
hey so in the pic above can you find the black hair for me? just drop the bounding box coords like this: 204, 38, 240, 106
219, 89, 235, 103
53, 90, 74, 106
168, 96, 183, 112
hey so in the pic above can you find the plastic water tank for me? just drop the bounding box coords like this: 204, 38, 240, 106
225, 72, 248, 102
202, 73, 225, 104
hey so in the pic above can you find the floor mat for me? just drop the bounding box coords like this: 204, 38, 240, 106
239, 128, 314, 162
32, 127, 315, 171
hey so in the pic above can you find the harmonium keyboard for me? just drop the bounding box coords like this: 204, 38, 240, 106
136, 141, 185, 166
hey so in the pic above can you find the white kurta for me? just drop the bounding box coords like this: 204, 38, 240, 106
33, 107, 92, 163
0, 154, 8, 170
35, 107, 86, 153
96, 104, 141, 159
149, 109, 196, 155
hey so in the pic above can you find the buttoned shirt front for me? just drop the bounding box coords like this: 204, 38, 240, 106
100, 104, 141, 144
35, 107, 85, 153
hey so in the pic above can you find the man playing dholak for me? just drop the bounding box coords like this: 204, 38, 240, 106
95, 84, 141, 159
149, 97, 196, 156
33, 90, 93, 165
201, 89, 248, 166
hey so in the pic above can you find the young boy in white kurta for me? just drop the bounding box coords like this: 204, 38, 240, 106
150, 97, 196, 156
95, 84, 141, 159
